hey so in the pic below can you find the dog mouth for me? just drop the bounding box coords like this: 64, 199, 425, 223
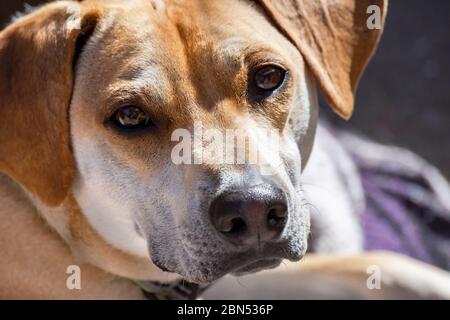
152, 260, 173, 273
232, 258, 283, 275
145, 198, 309, 283
150, 245, 304, 283
147, 222, 308, 283
153, 256, 286, 283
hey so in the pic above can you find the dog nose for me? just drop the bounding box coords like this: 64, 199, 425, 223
209, 185, 288, 247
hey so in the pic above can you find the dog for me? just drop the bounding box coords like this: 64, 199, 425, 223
0, 0, 449, 299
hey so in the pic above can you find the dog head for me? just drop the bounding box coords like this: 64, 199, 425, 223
0, 0, 386, 283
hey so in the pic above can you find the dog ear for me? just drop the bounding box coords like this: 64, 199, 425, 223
256, 0, 388, 119
0, 2, 99, 206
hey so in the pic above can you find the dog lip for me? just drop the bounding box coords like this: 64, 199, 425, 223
149, 241, 306, 282
152, 260, 172, 273
151, 256, 284, 283
232, 258, 283, 275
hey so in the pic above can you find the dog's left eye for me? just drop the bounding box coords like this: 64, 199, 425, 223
111, 106, 152, 129
253, 65, 286, 92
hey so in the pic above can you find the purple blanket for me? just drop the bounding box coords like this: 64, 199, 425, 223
340, 132, 450, 270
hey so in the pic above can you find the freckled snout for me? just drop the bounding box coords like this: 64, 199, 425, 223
209, 185, 288, 247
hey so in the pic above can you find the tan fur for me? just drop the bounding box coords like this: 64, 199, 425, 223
206, 252, 450, 299
0, 174, 143, 299
0, 2, 101, 206
257, 0, 388, 118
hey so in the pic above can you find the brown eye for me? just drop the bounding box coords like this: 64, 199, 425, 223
112, 106, 151, 129
253, 65, 286, 91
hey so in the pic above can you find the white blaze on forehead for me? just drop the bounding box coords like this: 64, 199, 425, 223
228, 118, 288, 178
251, 125, 285, 176
171, 117, 295, 179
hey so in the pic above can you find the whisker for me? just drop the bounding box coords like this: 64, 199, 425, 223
301, 201, 321, 216
235, 276, 248, 289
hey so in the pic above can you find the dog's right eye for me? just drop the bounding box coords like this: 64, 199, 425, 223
111, 106, 152, 129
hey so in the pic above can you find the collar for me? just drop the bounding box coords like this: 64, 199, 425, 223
136, 279, 213, 300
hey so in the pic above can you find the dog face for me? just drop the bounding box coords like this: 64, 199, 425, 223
70, 0, 315, 282
0, 0, 386, 283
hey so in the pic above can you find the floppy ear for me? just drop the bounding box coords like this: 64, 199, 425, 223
256, 0, 388, 119
0, 2, 99, 206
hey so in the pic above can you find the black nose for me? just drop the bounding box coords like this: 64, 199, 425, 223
209, 185, 288, 247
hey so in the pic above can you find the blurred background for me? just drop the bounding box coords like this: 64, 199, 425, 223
1, 0, 449, 179
326, 0, 450, 179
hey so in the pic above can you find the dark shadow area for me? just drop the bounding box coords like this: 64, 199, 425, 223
326, 0, 450, 178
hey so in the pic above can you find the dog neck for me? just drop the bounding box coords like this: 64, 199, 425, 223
0, 174, 179, 298
0, 174, 144, 298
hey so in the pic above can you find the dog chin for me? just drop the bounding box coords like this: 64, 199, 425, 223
147, 225, 309, 283
151, 252, 303, 284
231, 258, 283, 276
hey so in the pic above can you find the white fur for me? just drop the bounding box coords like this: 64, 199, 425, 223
72, 142, 149, 258
302, 125, 364, 254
